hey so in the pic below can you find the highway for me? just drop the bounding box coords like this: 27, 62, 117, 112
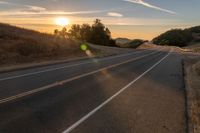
0, 48, 186, 133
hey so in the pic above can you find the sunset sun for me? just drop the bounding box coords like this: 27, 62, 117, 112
55, 17, 70, 26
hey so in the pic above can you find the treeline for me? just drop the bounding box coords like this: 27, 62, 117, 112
153, 26, 200, 47
54, 19, 116, 47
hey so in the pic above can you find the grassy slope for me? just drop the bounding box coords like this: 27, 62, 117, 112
0, 23, 86, 65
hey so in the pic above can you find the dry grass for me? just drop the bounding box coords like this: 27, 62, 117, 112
0, 23, 86, 66
136, 42, 164, 50
185, 42, 200, 53
194, 61, 200, 75
193, 48, 200, 53
185, 59, 200, 133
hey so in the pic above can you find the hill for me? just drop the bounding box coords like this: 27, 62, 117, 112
152, 26, 200, 47
0, 23, 83, 65
126, 39, 148, 48
115, 38, 131, 45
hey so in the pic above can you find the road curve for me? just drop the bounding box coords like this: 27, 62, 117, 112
0, 48, 186, 133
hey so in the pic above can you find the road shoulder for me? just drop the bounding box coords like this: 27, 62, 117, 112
184, 57, 200, 133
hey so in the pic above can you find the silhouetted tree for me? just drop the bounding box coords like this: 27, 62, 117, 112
54, 27, 68, 38
68, 24, 81, 40
60, 27, 68, 38
89, 19, 114, 46
54, 19, 116, 47
54, 29, 59, 35
80, 24, 92, 41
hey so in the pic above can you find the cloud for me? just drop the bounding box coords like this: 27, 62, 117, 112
0, 10, 109, 16
25, 6, 46, 12
0, 1, 108, 15
0, 1, 47, 12
0, 1, 9, 4
123, 0, 177, 15
107, 12, 123, 17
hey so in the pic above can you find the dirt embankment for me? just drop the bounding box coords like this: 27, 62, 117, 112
184, 57, 200, 133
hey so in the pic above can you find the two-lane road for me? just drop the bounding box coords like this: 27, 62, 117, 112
0, 48, 186, 133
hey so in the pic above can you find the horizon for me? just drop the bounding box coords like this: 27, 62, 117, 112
0, 0, 200, 40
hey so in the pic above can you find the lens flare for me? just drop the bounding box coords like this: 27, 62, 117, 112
80, 44, 88, 51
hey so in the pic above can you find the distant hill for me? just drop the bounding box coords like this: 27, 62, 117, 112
152, 25, 200, 47
115, 38, 131, 44
0, 23, 80, 64
126, 39, 148, 48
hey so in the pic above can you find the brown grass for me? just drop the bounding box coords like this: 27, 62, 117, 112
0, 23, 85, 65
193, 61, 200, 75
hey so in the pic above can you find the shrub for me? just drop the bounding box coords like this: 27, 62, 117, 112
153, 29, 193, 47
188, 26, 200, 33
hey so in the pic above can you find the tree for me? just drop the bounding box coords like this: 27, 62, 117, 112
80, 24, 92, 41
54, 27, 68, 38
68, 24, 81, 40
90, 19, 113, 46
54, 19, 117, 47
54, 29, 59, 35
60, 27, 68, 38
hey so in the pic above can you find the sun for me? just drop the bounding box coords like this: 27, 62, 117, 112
55, 17, 70, 26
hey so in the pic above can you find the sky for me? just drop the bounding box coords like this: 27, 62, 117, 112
0, 0, 200, 40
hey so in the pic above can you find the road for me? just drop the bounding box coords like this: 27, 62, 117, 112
0, 48, 186, 133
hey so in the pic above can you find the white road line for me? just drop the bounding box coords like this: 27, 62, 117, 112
62, 49, 173, 133
0, 49, 161, 105
0, 50, 149, 82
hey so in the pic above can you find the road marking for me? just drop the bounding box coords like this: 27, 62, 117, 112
62, 49, 172, 133
0, 49, 162, 105
0, 50, 149, 82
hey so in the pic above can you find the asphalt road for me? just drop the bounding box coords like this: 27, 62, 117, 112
0, 48, 186, 133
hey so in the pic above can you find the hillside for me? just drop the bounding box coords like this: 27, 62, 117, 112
127, 39, 148, 48
115, 38, 131, 45
0, 23, 84, 65
152, 26, 200, 47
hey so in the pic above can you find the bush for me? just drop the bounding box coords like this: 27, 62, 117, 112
153, 29, 193, 47
188, 26, 200, 33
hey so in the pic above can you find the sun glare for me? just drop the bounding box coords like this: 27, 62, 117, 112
55, 17, 70, 26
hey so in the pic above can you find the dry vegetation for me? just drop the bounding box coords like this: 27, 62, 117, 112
0, 23, 85, 66
185, 58, 200, 133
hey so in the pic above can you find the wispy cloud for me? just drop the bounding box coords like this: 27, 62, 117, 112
24, 6, 46, 12
107, 12, 123, 17
0, 10, 109, 16
123, 0, 177, 15
0, 1, 9, 4
0, 0, 47, 12
0, 1, 109, 15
